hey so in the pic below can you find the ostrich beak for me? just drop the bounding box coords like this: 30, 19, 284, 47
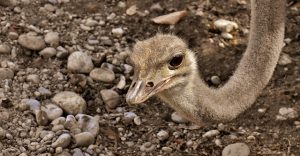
126, 78, 171, 105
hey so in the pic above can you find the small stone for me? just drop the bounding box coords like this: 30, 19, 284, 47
222, 143, 250, 156
100, 89, 120, 109
45, 32, 60, 47
26, 74, 40, 83
258, 108, 266, 113
126, 5, 137, 15
214, 19, 238, 33
278, 53, 292, 65
40, 47, 57, 58
85, 18, 98, 27
277, 107, 298, 120
52, 124, 65, 132
36, 110, 49, 126
133, 116, 142, 125
203, 130, 220, 138
38, 87, 52, 97
73, 148, 85, 156
221, 32, 233, 39
0, 44, 11, 54
20, 99, 40, 112
140, 142, 156, 152
89, 68, 115, 83
74, 132, 95, 147
41, 104, 63, 121
162, 147, 172, 153
150, 3, 163, 12
0, 68, 14, 80
0, 127, 6, 140
8, 32, 19, 40
52, 91, 87, 115
18, 33, 46, 50
111, 28, 124, 37
76, 114, 100, 136
211, 76, 221, 85
171, 112, 189, 123
51, 117, 66, 125
157, 130, 169, 141
67, 52, 94, 74
51, 133, 71, 148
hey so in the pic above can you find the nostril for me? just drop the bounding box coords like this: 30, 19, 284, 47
146, 82, 154, 88
131, 82, 136, 88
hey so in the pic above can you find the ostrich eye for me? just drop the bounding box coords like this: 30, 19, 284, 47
168, 55, 184, 70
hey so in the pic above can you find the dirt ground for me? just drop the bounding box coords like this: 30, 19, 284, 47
0, 0, 300, 155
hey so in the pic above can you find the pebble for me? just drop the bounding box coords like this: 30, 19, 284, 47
214, 19, 238, 33
7, 32, 19, 40
133, 116, 142, 125
278, 53, 292, 65
89, 68, 115, 83
41, 104, 63, 121
277, 107, 298, 120
221, 32, 233, 39
203, 130, 220, 138
116, 75, 126, 89
26, 74, 40, 83
0, 44, 11, 54
39, 47, 57, 58
74, 132, 95, 147
140, 142, 156, 152
157, 130, 169, 141
18, 33, 46, 51
76, 114, 100, 136
211, 75, 221, 85
162, 146, 172, 153
51, 117, 66, 125
51, 133, 71, 148
222, 143, 250, 156
20, 99, 41, 112
67, 51, 94, 74
85, 18, 98, 27
0, 127, 6, 140
35, 110, 49, 126
45, 32, 60, 47
73, 148, 85, 156
111, 27, 124, 37
38, 87, 52, 97
100, 89, 120, 109
0, 68, 14, 80
171, 112, 189, 123
52, 91, 87, 115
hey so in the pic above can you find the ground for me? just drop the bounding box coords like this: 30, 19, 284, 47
0, 0, 300, 156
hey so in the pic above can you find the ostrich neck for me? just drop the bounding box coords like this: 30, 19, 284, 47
159, 0, 285, 122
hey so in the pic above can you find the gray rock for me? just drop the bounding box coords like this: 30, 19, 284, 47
37, 87, 52, 97
67, 52, 94, 74
45, 32, 59, 47
74, 132, 95, 147
7, 32, 19, 40
52, 91, 87, 115
140, 142, 156, 152
171, 112, 189, 124
89, 68, 115, 83
51, 133, 71, 148
76, 114, 99, 136
20, 99, 41, 112
64, 115, 81, 135
51, 117, 66, 125
41, 104, 63, 121
18, 34, 46, 50
111, 27, 124, 37
39, 47, 57, 58
222, 143, 250, 156
211, 76, 221, 85
0, 68, 14, 80
100, 89, 120, 109
214, 19, 238, 33
26, 74, 40, 83
0, 44, 11, 54
73, 148, 85, 156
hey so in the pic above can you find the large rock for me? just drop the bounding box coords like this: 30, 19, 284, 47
67, 52, 94, 74
41, 104, 63, 121
76, 114, 99, 136
52, 91, 86, 115
222, 143, 250, 156
51, 133, 71, 148
74, 132, 95, 147
18, 33, 46, 51
0, 68, 14, 80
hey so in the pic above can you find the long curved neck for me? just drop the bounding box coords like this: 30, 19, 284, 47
159, 0, 286, 123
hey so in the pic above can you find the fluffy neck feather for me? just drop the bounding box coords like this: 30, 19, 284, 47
158, 0, 286, 123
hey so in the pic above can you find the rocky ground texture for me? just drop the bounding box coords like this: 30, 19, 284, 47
0, 0, 300, 156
